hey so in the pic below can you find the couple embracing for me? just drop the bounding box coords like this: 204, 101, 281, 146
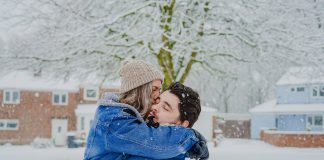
84, 60, 209, 160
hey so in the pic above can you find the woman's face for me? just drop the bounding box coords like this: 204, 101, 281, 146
151, 80, 162, 105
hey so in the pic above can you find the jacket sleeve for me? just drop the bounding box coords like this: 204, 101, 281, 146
186, 129, 209, 160
101, 113, 199, 159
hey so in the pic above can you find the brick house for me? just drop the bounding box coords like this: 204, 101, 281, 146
0, 71, 119, 146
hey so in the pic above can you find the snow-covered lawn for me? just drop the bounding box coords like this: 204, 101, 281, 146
210, 139, 324, 160
1, 139, 324, 160
0, 145, 84, 160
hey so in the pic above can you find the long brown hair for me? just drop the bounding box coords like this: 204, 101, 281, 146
119, 82, 153, 117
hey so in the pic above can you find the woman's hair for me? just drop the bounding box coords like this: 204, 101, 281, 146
119, 82, 153, 117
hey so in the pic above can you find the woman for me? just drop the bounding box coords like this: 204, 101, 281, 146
84, 60, 208, 160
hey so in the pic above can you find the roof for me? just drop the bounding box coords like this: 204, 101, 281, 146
216, 113, 251, 120
201, 106, 218, 112
0, 71, 80, 92
276, 67, 324, 85
250, 99, 324, 113
0, 70, 120, 91
75, 104, 98, 115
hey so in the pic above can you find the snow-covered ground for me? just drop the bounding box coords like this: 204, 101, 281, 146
210, 139, 324, 160
1, 139, 324, 160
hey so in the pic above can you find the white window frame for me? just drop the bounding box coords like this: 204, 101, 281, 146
311, 85, 324, 98
3, 89, 20, 104
83, 87, 99, 101
52, 91, 69, 105
307, 115, 323, 128
0, 119, 19, 131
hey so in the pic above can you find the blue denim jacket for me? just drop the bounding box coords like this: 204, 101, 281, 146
84, 93, 199, 160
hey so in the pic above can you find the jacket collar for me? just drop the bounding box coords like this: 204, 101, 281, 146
98, 92, 145, 123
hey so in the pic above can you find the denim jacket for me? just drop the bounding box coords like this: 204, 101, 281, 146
83, 93, 200, 160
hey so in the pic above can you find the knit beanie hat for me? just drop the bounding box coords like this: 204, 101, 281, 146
119, 60, 164, 93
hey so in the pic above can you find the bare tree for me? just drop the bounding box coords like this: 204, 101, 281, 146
1, 0, 324, 112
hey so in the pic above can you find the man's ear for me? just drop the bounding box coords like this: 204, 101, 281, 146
176, 120, 189, 128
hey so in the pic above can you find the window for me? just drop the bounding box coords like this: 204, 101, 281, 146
291, 87, 304, 92
0, 121, 5, 129
308, 116, 313, 125
307, 115, 323, 128
297, 87, 304, 92
0, 119, 19, 130
3, 89, 20, 104
52, 92, 68, 105
83, 87, 99, 101
314, 116, 323, 126
313, 86, 318, 96
321, 86, 324, 96
312, 85, 324, 98
81, 117, 85, 130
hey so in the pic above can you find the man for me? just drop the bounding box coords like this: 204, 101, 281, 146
144, 82, 208, 160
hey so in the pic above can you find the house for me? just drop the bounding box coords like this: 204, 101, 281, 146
0, 70, 119, 146
0, 70, 220, 146
250, 67, 324, 147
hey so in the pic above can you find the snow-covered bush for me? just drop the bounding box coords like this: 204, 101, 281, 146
30, 137, 53, 148
2, 143, 13, 147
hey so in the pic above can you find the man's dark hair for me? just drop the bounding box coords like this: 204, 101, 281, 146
167, 82, 201, 128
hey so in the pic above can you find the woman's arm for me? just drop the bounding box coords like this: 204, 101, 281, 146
102, 113, 198, 159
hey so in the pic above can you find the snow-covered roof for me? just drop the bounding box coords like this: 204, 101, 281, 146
77, 73, 121, 88
201, 106, 218, 112
101, 80, 120, 89
0, 71, 80, 92
276, 67, 324, 85
0, 70, 120, 92
75, 104, 98, 115
217, 113, 251, 120
250, 99, 324, 113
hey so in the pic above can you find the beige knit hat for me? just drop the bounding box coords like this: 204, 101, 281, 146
119, 60, 164, 93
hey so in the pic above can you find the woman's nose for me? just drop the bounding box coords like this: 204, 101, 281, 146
152, 96, 160, 105
151, 105, 158, 113
155, 97, 160, 104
